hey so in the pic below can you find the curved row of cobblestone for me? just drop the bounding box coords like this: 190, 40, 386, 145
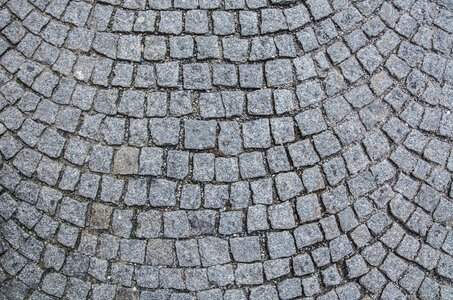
0, 0, 452, 299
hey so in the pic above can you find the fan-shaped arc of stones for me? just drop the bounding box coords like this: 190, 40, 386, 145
0, 0, 452, 299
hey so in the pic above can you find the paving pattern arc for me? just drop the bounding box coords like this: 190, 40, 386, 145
0, 0, 452, 299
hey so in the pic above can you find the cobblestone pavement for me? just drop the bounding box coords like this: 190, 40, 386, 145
0, 0, 452, 299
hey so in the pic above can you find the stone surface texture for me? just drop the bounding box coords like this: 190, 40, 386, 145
0, 0, 452, 299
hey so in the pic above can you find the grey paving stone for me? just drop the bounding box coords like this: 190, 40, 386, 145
294, 223, 323, 249
247, 205, 269, 233
239, 152, 267, 179
266, 146, 291, 173
110, 262, 134, 286
144, 36, 167, 61
129, 120, 148, 146
313, 131, 342, 158
261, 8, 287, 33
62, 252, 90, 278
139, 147, 163, 176
166, 150, 189, 180
231, 236, 262, 262
250, 36, 277, 61
265, 59, 293, 86
204, 184, 229, 208
277, 278, 302, 299
316, 19, 338, 45
149, 118, 180, 146
223, 37, 249, 62
78, 172, 100, 200
156, 62, 180, 87
113, 146, 139, 175
163, 210, 191, 238
285, 4, 310, 29
112, 209, 133, 238
239, 11, 259, 36
295, 109, 327, 135
247, 89, 273, 116
119, 239, 146, 264
183, 63, 212, 90
185, 268, 209, 292
267, 231, 296, 259
346, 254, 369, 279
170, 36, 194, 59
199, 92, 223, 118
359, 268, 388, 294
159, 11, 183, 34
235, 263, 264, 285
306, 0, 332, 20
179, 184, 201, 210
330, 234, 354, 262
185, 10, 208, 34
146, 239, 175, 266
62, 1, 91, 26
213, 64, 237, 86
215, 157, 239, 182
250, 178, 272, 205
149, 179, 177, 207
218, 121, 242, 155
293, 252, 315, 276
268, 201, 296, 229
135, 64, 156, 89
239, 63, 263, 88
59, 197, 87, 228
219, 210, 243, 235
348, 171, 377, 198
199, 237, 230, 267
135, 266, 159, 289
41, 272, 67, 297
395, 13, 418, 37
308, 248, 329, 269
213, 11, 235, 35
302, 166, 325, 192
207, 264, 234, 288
293, 55, 317, 82
243, 119, 271, 148
184, 120, 216, 150
185, 210, 213, 237
274, 34, 297, 57
193, 153, 215, 182
296, 80, 326, 107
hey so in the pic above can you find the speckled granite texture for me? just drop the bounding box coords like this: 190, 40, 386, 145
0, 0, 452, 299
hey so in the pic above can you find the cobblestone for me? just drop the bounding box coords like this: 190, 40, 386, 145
0, 0, 451, 298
